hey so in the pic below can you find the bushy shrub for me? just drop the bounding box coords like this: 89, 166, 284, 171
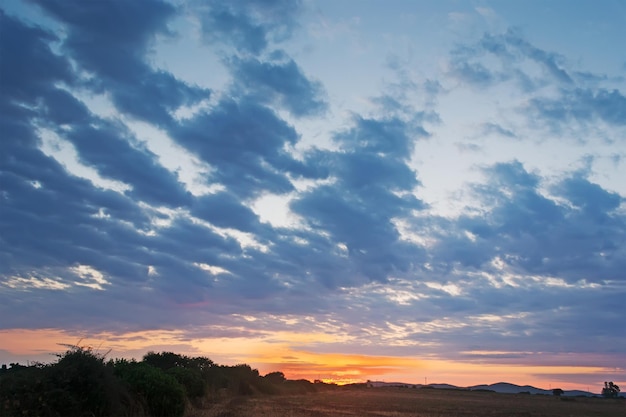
114, 360, 186, 417
283, 379, 318, 394
217, 364, 260, 396
47, 346, 123, 416
0, 363, 50, 417
143, 351, 189, 370
263, 371, 286, 384
141, 351, 208, 398
167, 366, 206, 398
0, 347, 131, 417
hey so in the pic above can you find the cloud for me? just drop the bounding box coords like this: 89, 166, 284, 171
529, 87, 626, 128
447, 29, 575, 91
192, 191, 262, 233
291, 116, 427, 285
228, 54, 327, 117
557, 174, 622, 216
170, 97, 301, 198
446, 28, 626, 137
1, 12, 192, 208
494, 30, 573, 84
198, 0, 302, 55
31, 0, 210, 126
44, 91, 191, 207
0, 10, 73, 103
334, 116, 424, 160
447, 55, 497, 87
0, 146, 150, 287
480, 122, 517, 138
436, 161, 626, 283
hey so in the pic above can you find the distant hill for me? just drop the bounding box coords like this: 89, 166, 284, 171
469, 382, 550, 395
429, 383, 466, 390
367, 381, 417, 388
366, 381, 616, 397
367, 381, 467, 390
468, 382, 602, 397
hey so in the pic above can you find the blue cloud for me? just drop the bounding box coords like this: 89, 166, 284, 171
228, 55, 327, 117
1, 14, 192, 208
43, 89, 192, 207
558, 175, 622, 215
530, 87, 626, 127
480, 122, 517, 138
199, 0, 302, 55
170, 98, 300, 197
0, 148, 150, 282
438, 161, 626, 283
192, 192, 262, 233
291, 116, 426, 284
0, 11, 73, 102
334, 116, 424, 159
450, 29, 626, 134
450, 29, 574, 91
500, 30, 573, 84
66, 119, 192, 207
447, 43, 497, 87
31, 0, 209, 127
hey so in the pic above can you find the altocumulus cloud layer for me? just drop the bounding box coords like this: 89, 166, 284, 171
1, 0, 625, 384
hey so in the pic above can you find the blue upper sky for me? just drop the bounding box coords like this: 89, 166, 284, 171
1, 0, 625, 388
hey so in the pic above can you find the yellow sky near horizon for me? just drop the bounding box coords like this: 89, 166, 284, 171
0, 328, 618, 391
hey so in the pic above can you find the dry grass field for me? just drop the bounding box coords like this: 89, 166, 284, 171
193, 387, 625, 417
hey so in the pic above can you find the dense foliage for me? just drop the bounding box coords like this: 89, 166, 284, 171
0, 347, 134, 417
0, 346, 336, 417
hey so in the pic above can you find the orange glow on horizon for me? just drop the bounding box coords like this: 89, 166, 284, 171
248, 348, 425, 385
0, 327, 622, 392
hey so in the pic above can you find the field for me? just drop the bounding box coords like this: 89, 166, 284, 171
194, 387, 626, 417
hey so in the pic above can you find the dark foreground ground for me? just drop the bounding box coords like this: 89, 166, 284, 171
192, 387, 626, 417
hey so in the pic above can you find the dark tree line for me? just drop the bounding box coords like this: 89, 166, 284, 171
0, 346, 335, 417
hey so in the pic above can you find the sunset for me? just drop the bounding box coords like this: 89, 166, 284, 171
1, 0, 625, 408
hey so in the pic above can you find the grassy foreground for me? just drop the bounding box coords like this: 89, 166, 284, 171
194, 387, 626, 417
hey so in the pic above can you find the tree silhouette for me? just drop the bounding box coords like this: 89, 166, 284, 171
602, 381, 620, 398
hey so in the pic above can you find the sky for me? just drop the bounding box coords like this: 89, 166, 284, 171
1, 0, 625, 391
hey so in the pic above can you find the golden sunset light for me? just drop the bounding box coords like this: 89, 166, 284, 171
1, 327, 616, 393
